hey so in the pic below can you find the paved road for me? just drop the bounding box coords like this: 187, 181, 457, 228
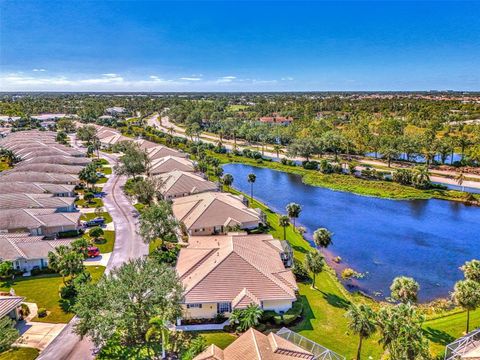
38, 147, 148, 360
156, 117, 480, 190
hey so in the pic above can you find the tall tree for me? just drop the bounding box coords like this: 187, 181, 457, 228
345, 304, 377, 360
377, 303, 430, 360
222, 173, 234, 191
279, 215, 290, 240
453, 279, 480, 333
247, 173, 256, 201
461, 259, 480, 283
390, 276, 420, 304
48, 245, 85, 284
304, 251, 324, 289
229, 304, 263, 332
146, 316, 169, 359
138, 201, 179, 247
313, 228, 333, 249
286, 202, 302, 228
0, 317, 19, 352
74, 258, 183, 347
114, 143, 150, 179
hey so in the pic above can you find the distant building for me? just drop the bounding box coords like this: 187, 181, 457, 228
259, 113, 293, 125
105, 107, 126, 115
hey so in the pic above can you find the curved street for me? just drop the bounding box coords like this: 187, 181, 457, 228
37, 150, 148, 360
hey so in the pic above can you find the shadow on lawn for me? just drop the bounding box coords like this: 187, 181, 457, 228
423, 327, 455, 346
292, 295, 315, 331
320, 291, 351, 310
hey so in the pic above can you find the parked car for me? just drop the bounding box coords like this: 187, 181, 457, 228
84, 217, 105, 227
87, 246, 100, 258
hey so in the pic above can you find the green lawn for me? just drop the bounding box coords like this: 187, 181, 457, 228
0, 347, 39, 360
214, 152, 479, 203
85, 230, 115, 253
101, 166, 112, 175
196, 331, 237, 349
0, 266, 105, 323
0, 157, 11, 172
75, 197, 104, 208
81, 211, 113, 224
97, 177, 108, 184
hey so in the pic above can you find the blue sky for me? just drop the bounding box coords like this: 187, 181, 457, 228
1, 1, 479, 92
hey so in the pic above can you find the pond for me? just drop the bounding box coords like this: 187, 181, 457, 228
223, 163, 480, 302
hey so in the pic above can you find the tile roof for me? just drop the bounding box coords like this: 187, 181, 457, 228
0, 171, 79, 184
0, 182, 75, 195
193, 328, 314, 360
0, 209, 80, 231
0, 295, 24, 319
157, 170, 218, 198
11, 163, 84, 174
0, 233, 72, 261
149, 156, 195, 175
0, 193, 76, 210
177, 233, 297, 304
172, 192, 261, 232
20, 155, 91, 166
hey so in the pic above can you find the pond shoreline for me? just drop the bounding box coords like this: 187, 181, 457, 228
222, 162, 480, 302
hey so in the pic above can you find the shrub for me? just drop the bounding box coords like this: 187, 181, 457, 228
38, 308, 47, 318
20, 303, 30, 318
282, 314, 298, 325
89, 226, 104, 240
261, 310, 276, 323
273, 315, 284, 326
302, 160, 319, 170
292, 258, 310, 282
60, 284, 77, 299
57, 230, 80, 238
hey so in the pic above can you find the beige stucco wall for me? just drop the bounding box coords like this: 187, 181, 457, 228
182, 303, 218, 319
262, 299, 294, 313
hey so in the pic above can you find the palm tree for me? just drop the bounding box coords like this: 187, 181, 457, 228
413, 165, 431, 189
247, 173, 256, 201
456, 171, 466, 192
313, 228, 333, 249
146, 316, 169, 359
230, 304, 263, 332
304, 251, 324, 289
453, 279, 480, 333
273, 144, 282, 159
286, 202, 302, 229
390, 276, 420, 304
345, 304, 377, 360
222, 173, 234, 191
461, 259, 480, 283
279, 215, 290, 240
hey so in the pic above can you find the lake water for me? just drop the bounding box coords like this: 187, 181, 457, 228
223, 163, 480, 302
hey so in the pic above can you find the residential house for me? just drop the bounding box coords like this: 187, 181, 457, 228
134, 140, 187, 160
105, 107, 126, 115
20, 155, 91, 166
157, 170, 218, 200
193, 328, 314, 360
0, 295, 24, 322
0, 208, 81, 236
0, 233, 73, 272
259, 113, 293, 125
0, 172, 80, 185
12, 163, 84, 175
149, 156, 195, 175
0, 182, 76, 197
172, 192, 264, 236
176, 233, 297, 320
0, 194, 76, 212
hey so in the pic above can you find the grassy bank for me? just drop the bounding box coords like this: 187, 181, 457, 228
221, 185, 479, 358
214, 152, 479, 202
0, 347, 39, 360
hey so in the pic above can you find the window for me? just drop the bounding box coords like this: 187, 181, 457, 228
187, 303, 202, 309
217, 302, 231, 313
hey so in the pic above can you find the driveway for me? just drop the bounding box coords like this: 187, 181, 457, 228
15, 322, 66, 351
37, 149, 149, 360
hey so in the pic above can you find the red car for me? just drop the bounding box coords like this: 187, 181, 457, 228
87, 246, 100, 258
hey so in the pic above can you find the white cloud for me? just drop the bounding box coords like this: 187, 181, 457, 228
281, 77, 294, 81
179, 77, 202, 81
32, 68, 46, 72
0, 72, 284, 91
216, 76, 237, 83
